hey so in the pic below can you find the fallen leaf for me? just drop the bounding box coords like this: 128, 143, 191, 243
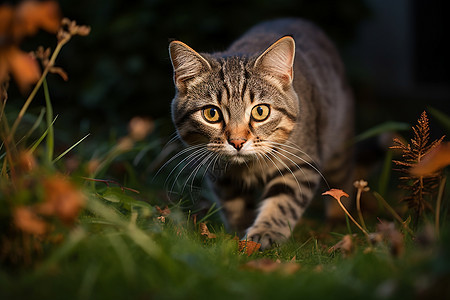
39, 174, 85, 225
410, 142, 450, 176
238, 239, 261, 256
243, 258, 300, 274
322, 189, 349, 201
13, 206, 47, 235
199, 222, 216, 239
328, 234, 354, 257
376, 220, 404, 257
155, 205, 171, 216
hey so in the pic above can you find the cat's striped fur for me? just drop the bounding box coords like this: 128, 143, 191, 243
169, 18, 354, 249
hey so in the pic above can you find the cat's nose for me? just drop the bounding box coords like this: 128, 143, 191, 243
228, 138, 247, 151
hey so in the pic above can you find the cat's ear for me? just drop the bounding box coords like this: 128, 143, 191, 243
169, 41, 211, 89
254, 36, 295, 85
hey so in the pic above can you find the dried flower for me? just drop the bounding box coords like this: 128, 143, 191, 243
354, 180, 370, 232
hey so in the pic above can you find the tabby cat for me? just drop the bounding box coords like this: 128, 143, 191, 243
168, 18, 354, 249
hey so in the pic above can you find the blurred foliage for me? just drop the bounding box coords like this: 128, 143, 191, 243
7, 0, 370, 141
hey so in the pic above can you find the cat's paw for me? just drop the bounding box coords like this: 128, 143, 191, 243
246, 225, 287, 250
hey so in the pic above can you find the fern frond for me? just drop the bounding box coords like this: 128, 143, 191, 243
391, 111, 444, 225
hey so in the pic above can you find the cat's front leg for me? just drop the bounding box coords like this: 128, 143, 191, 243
246, 173, 319, 249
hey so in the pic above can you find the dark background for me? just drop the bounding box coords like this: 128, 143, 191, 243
8, 0, 450, 144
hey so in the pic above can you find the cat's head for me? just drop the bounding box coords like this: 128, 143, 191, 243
169, 36, 299, 164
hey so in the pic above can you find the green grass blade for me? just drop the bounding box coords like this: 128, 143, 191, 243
52, 133, 90, 163
29, 116, 58, 153
353, 121, 410, 143
43, 78, 54, 164
23, 108, 46, 142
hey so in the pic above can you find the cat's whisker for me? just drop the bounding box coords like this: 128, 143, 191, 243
260, 149, 288, 186
168, 148, 210, 198
165, 147, 208, 190
269, 147, 311, 190
184, 152, 215, 194
262, 146, 303, 195
265, 141, 330, 189
201, 152, 221, 183
154, 144, 205, 180
269, 140, 321, 167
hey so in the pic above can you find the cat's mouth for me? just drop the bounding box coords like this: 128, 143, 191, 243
207, 140, 261, 164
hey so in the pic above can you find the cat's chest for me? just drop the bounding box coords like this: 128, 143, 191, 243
208, 160, 270, 189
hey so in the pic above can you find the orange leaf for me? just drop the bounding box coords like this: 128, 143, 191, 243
321, 189, 349, 201
7, 46, 41, 91
0, 5, 14, 35
410, 142, 450, 176
13, 0, 61, 38
13, 206, 47, 235
39, 175, 85, 225
199, 222, 216, 239
155, 205, 171, 216
238, 240, 261, 256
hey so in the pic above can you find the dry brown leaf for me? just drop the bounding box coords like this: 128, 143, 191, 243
12, 0, 61, 39
13, 206, 47, 235
39, 175, 85, 225
4, 46, 41, 91
410, 142, 450, 176
322, 189, 349, 201
199, 222, 216, 239
238, 239, 261, 256
155, 205, 171, 216
376, 221, 404, 257
0, 1, 61, 90
328, 234, 354, 256
243, 258, 300, 274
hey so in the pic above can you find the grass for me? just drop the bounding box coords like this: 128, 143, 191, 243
1, 199, 449, 300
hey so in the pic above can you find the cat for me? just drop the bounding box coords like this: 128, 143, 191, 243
168, 18, 354, 249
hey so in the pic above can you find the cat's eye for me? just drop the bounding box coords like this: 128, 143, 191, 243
251, 104, 270, 121
202, 106, 222, 123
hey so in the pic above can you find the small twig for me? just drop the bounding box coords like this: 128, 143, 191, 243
82, 177, 140, 194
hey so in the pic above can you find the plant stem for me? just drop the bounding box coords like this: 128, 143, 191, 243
337, 198, 369, 237
9, 38, 69, 141
356, 189, 368, 232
